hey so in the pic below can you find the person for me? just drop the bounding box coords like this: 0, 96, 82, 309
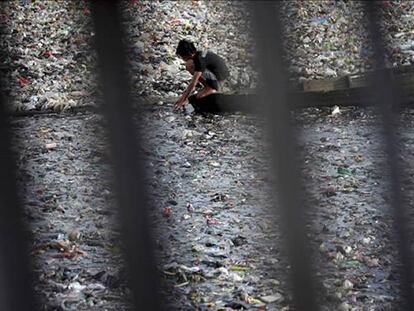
174, 39, 229, 111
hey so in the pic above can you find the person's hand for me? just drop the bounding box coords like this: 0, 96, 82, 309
174, 96, 187, 111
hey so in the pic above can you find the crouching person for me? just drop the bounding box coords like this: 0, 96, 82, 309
174, 39, 229, 112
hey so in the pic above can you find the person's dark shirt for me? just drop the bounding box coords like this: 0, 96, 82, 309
193, 50, 229, 81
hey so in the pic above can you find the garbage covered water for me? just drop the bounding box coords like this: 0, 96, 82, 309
4, 1, 414, 310
12, 112, 131, 310
11, 103, 414, 310
2, 1, 414, 112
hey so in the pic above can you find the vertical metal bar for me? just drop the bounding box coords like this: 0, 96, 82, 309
248, 2, 319, 310
0, 2, 38, 307
0, 71, 38, 311
89, 1, 162, 310
364, 2, 414, 308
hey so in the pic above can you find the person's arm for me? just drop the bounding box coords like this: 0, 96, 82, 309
174, 71, 203, 110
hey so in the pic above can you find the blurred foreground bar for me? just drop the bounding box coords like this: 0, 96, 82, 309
248, 2, 319, 310
0, 100, 37, 311
90, 1, 162, 310
365, 2, 414, 308
0, 72, 37, 311
0, 4, 37, 308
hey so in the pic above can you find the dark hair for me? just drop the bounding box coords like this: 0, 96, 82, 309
176, 39, 197, 57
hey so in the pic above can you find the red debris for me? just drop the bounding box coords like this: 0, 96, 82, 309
51, 248, 87, 259
163, 206, 173, 217
17, 76, 31, 86
206, 215, 220, 225
381, 2, 392, 9
323, 186, 337, 197
42, 50, 53, 58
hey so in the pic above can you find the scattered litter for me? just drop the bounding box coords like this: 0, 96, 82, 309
163, 207, 173, 217
45, 143, 58, 150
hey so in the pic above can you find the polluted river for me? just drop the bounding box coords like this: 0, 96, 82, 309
10, 102, 413, 310
3, 1, 414, 310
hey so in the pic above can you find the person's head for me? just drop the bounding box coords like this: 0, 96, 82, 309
176, 39, 196, 61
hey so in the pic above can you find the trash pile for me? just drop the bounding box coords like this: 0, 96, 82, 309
0, 1, 255, 112
12, 113, 131, 310
1, 1, 414, 111
11, 89, 409, 310
281, 1, 414, 81
142, 104, 288, 309
0, 1, 96, 112
121, 1, 255, 99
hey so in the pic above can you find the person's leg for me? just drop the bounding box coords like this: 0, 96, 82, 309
196, 85, 217, 99
189, 93, 220, 114
196, 69, 219, 99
